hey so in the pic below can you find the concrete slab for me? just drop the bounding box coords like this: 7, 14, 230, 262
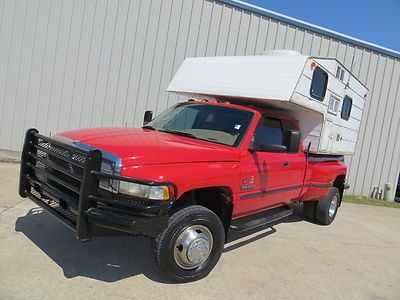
0, 149, 21, 164
0, 163, 399, 299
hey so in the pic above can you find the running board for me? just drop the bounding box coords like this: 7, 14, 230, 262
230, 206, 293, 232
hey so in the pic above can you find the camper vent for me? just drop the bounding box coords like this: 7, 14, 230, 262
336, 66, 345, 81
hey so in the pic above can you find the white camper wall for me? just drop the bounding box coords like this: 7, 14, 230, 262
278, 108, 324, 153
292, 58, 367, 155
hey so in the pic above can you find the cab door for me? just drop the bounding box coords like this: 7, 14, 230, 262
237, 117, 304, 217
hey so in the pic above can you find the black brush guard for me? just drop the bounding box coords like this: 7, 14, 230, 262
19, 129, 178, 240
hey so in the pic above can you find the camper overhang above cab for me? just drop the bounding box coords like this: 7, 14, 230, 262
167, 50, 368, 155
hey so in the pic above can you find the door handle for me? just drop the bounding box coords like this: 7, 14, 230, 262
283, 161, 289, 167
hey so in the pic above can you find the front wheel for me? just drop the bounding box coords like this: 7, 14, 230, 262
315, 187, 340, 225
153, 205, 225, 283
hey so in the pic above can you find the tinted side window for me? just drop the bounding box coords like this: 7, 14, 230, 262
310, 66, 328, 101
253, 117, 284, 146
341, 96, 353, 120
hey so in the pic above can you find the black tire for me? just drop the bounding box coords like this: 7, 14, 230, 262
315, 187, 340, 225
154, 205, 225, 283
303, 200, 317, 221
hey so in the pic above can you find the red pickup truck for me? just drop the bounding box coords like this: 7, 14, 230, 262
19, 100, 348, 282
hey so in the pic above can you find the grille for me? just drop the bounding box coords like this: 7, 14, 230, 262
35, 138, 85, 197
25, 135, 120, 227
34, 137, 116, 195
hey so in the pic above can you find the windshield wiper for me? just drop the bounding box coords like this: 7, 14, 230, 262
158, 129, 198, 139
142, 125, 156, 130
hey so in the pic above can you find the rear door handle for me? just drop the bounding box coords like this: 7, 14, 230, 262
283, 161, 289, 167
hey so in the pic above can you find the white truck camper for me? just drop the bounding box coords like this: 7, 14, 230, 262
167, 50, 368, 155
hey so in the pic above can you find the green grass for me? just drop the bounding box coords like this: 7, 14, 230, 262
343, 195, 400, 208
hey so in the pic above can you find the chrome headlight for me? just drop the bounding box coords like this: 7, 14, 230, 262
117, 181, 170, 200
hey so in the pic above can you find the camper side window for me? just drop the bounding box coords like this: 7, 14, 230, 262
310, 66, 328, 101
328, 96, 340, 115
341, 96, 353, 120
336, 66, 345, 81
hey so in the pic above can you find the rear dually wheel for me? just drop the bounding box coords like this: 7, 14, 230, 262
315, 187, 340, 225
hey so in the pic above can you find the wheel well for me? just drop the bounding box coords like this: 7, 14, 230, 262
333, 175, 346, 205
171, 187, 233, 237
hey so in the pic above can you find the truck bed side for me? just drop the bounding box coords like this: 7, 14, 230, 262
298, 154, 347, 202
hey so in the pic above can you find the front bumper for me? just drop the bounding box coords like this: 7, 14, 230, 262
19, 129, 177, 240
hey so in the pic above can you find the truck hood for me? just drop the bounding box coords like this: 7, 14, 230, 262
57, 128, 240, 166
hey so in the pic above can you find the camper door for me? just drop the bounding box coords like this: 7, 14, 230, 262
320, 120, 333, 152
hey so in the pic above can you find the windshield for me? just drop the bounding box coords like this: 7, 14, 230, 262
145, 103, 254, 147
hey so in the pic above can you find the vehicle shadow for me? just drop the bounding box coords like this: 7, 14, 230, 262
15, 203, 306, 283
15, 208, 167, 283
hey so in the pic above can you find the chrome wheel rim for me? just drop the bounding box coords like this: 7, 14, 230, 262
329, 195, 338, 218
173, 225, 213, 270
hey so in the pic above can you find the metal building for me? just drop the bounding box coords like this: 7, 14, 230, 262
1, 0, 400, 199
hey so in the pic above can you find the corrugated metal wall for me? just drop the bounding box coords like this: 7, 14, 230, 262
1, 0, 399, 197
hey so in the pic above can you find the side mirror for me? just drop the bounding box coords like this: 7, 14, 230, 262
249, 142, 288, 153
143, 110, 153, 126
283, 130, 301, 153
